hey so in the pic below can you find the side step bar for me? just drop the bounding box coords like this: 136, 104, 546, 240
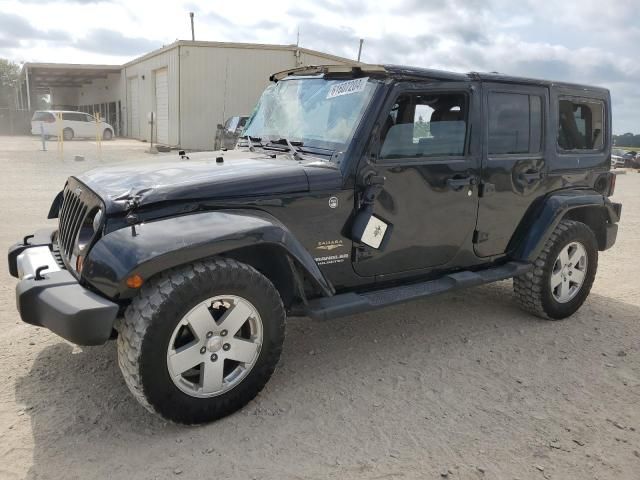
305, 261, 532, 321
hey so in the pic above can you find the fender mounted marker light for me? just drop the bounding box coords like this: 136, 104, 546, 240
126, 274, 144, 289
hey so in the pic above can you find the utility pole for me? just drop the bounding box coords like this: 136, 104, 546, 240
357, 39, 364, 62
190, 12, 195, 41
25, 66, 31, 111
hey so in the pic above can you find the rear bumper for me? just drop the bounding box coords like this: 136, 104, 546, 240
603, 223, 618, 250
8, 229, 118, 346
603, 201, 622, 251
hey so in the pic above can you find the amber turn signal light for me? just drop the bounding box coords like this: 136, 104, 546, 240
76, 255, 84, 273
126, 274, 144, 289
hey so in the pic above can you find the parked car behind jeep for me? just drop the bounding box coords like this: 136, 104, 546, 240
10, 64, 621, 425
214, 115, 248, 150
31, 110, 114, 141
611, 148, 626, 168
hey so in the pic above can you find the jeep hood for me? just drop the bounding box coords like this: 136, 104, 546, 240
77, 150, 327, 213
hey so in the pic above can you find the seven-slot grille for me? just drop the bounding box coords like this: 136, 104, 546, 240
58, 177, 103, 266
57, 184, 90, 261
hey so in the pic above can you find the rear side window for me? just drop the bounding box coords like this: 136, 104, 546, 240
558, 98, 604, 151
62, 112, 89, 122
488, 93, 543, 155
32, 112, 54, 122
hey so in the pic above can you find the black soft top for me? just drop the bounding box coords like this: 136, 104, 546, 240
383, 64, 609, 94
271, 64, 609, 95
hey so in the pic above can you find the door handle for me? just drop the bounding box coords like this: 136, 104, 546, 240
446, 176, 476, 191
519, 170, 542, 183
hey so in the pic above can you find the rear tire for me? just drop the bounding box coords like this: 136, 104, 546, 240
63, 128, 73, 141
116, 258, 285, 424
514, 219, 598, 320
103, 129, 113, 140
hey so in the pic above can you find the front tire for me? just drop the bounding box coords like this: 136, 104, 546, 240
116, 258, 285, 424
514, 219, 598, 320
103, 129, 113, 140
63, 128, 74, 141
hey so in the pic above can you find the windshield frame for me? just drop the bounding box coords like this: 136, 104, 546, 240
243, 75, 382, 159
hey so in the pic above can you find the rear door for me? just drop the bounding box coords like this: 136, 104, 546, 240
474, 83, 548, 257
61, 112, 83, 138
79, 113, 96, 137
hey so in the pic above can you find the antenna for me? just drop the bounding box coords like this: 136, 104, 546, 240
190, 12, 195, 41
296, 27, 300, 47
357, 38, 364, 62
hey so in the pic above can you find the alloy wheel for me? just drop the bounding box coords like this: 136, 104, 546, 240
166, 295, 263, 398
550, 241, 588, 303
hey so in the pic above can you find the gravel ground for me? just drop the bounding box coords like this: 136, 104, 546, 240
0, 136, 638, 480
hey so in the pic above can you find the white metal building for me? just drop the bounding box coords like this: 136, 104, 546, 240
19, 41, 357, 149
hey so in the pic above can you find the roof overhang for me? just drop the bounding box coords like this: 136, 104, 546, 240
23, 63, 121, 91
270, 64, 386, 82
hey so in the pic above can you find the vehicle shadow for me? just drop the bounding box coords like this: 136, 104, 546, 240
14, 282, 640, 479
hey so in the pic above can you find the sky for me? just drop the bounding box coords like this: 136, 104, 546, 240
0, 0, 638, 133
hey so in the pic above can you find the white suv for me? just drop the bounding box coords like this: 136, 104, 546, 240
31, 110, 115, 141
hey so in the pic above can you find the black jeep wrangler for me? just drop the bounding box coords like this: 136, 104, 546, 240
9, 64, 621, 424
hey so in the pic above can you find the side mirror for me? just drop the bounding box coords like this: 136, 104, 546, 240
217, 124, 224, 130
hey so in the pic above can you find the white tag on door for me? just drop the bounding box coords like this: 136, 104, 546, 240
360, 215, 388, 249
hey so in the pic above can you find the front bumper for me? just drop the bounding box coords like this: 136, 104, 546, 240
8, 228, 118, 346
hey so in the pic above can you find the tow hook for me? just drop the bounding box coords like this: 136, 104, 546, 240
34, 266, 48, 280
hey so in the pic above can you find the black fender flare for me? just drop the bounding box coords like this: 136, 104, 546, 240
509, 189, 621, 262
83, 209, 334, 300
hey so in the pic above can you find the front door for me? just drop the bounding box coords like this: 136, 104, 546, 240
474, 83, 549, 257
353, 83, 481, 278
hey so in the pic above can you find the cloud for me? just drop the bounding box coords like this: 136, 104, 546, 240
19, 0, 106, 3
1, 0, 638, 132
253, 20, 280, 30
287, 7, 315, 19
0, 12, 71, 43
76, 29, 161, 56
0, 37, 21, 49
316, 0, 371, 15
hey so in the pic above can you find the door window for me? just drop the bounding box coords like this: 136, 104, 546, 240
379, 93, 467, 159
488, 93, 543, 155
61, 112, 88, 122
558, 98, 604, 151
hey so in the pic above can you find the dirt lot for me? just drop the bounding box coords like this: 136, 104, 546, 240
0, 135, 638, 480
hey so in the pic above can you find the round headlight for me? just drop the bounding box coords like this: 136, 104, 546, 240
92, 208, 103, 232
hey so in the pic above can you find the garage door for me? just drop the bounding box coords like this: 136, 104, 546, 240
155, 68, 169, 145
127, 77, 140, 138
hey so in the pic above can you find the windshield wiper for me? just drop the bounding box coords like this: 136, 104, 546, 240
238, 135, 262, 151
266, 138, 306, 160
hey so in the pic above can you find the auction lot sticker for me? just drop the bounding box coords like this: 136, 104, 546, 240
327, 77, 369, 99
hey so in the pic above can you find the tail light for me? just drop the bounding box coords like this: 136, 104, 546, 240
595, 172, 616, 197
609, 173, 616, 196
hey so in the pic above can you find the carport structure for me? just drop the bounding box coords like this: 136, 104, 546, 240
17, 63, 122, 134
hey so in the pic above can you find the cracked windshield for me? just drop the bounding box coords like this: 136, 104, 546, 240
243, 77, 378, 152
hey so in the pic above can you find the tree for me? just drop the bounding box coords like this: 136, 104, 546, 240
613, 132, 640, 148
0, 58, 20, 108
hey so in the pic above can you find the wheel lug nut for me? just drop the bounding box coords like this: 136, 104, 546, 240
210, 353, 218, 361
206, 331, 213, 338
221, 330, 228, 337
200, 346, 206, 354
223, 343, 230, 351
